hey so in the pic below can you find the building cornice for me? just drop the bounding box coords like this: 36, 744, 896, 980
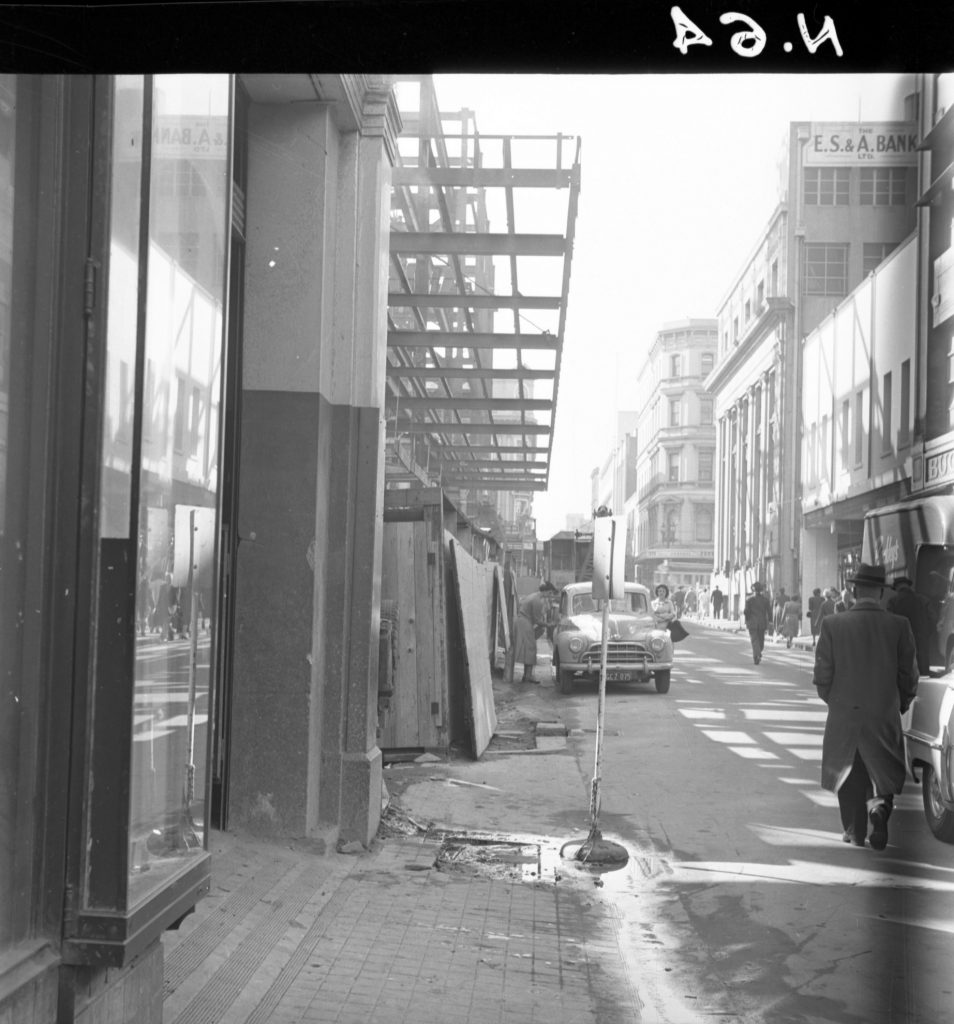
357, 75, 404, 165
705, 297, 793, 393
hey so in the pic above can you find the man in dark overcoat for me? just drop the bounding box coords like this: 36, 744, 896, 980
812, 563, 918, 850
743, 582, 772, 665
887, 575, 935, 676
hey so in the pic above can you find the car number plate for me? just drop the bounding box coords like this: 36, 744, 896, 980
606, 671, 634, 682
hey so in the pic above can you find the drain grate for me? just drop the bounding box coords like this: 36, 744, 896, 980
435, 836, 541, 881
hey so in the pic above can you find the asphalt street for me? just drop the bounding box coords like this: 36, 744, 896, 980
393, 622, 954, 1024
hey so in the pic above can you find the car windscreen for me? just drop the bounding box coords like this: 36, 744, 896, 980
575, 592, 648, 614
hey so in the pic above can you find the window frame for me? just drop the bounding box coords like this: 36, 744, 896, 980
859, 166, 907, 206
804, 166, 850, 206
804, 243, 848, 297
61, 73, 232, 968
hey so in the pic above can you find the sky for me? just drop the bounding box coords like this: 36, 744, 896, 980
430, 73, 916, 539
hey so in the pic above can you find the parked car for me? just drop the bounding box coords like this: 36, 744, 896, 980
551, 581, 674, 695
904, 669, 954, 843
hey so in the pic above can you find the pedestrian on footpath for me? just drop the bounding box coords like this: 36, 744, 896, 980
808, 588, 824, 645
710, 585, 724, 619
812, 563, 918, 850
652, 583, 677, 629
685, 587, 698, 619
780, 592, 802, 648
514, 581, 556, 683
744, 581, 773, 664
772, 586, 788, 636
812, 588, 837, 644
888, 575, 936, 676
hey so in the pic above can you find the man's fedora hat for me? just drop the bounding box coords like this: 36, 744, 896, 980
847, 563, 887, 587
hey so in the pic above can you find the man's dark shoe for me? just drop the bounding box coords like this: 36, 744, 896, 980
869, 805, 889, 850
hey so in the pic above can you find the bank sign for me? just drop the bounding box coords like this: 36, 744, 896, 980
806, 122, 918, 166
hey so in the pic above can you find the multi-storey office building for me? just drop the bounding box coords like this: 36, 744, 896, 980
632, 319, 718, 590
800, 74, 954, 591
708, 111, 918, 614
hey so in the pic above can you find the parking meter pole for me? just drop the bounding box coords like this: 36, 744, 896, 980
588, 599, 610, 831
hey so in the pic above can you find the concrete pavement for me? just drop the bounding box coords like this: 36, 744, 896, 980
162, 651, 641, 1024
162, 824, 637, 1024
162, 623, 826, 1024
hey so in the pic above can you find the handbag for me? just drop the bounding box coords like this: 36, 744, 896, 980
667, 619, 689, 643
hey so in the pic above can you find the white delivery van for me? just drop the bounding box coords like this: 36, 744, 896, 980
861, 495, 954, 670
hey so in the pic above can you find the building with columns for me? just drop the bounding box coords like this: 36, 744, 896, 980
631, 319, 718, 591
707, 110, 918, 615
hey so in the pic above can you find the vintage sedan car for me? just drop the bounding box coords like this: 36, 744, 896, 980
551, 581, 674, 695
904, 670, 954, 843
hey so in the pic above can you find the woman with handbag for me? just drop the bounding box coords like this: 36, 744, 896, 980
652, 583, 676, 628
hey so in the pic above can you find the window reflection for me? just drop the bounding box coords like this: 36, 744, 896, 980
0, 72, 17, 949
122, 76, 229, 904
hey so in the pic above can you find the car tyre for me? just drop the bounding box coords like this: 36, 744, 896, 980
922, 764, 954, 843
654, 670, 671, 694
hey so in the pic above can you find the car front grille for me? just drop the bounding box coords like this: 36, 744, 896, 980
582, 642, 654, 667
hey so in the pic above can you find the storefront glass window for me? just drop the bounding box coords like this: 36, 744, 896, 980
0, 72, 19, 951
126, 75, 229, 906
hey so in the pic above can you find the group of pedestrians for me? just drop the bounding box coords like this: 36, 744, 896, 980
516, 565, 926, 856
742, 564, 931, 854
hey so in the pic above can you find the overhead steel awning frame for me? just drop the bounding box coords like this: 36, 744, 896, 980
385, 80, 580, 493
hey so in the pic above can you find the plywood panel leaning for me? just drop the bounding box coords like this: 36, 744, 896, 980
448, 538, 498, 758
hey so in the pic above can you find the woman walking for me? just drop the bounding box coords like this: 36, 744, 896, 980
652, 584, 677, 629
781, 592, 803, 648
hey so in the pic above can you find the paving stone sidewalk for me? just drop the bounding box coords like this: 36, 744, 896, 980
162, 828, 639, 1024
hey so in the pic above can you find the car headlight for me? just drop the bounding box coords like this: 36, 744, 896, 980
650, 636, 666, 652
568, 636, 585, 654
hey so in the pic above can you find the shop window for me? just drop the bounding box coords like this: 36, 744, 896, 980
0, 71, 34, 955
68, 74, 231, 965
